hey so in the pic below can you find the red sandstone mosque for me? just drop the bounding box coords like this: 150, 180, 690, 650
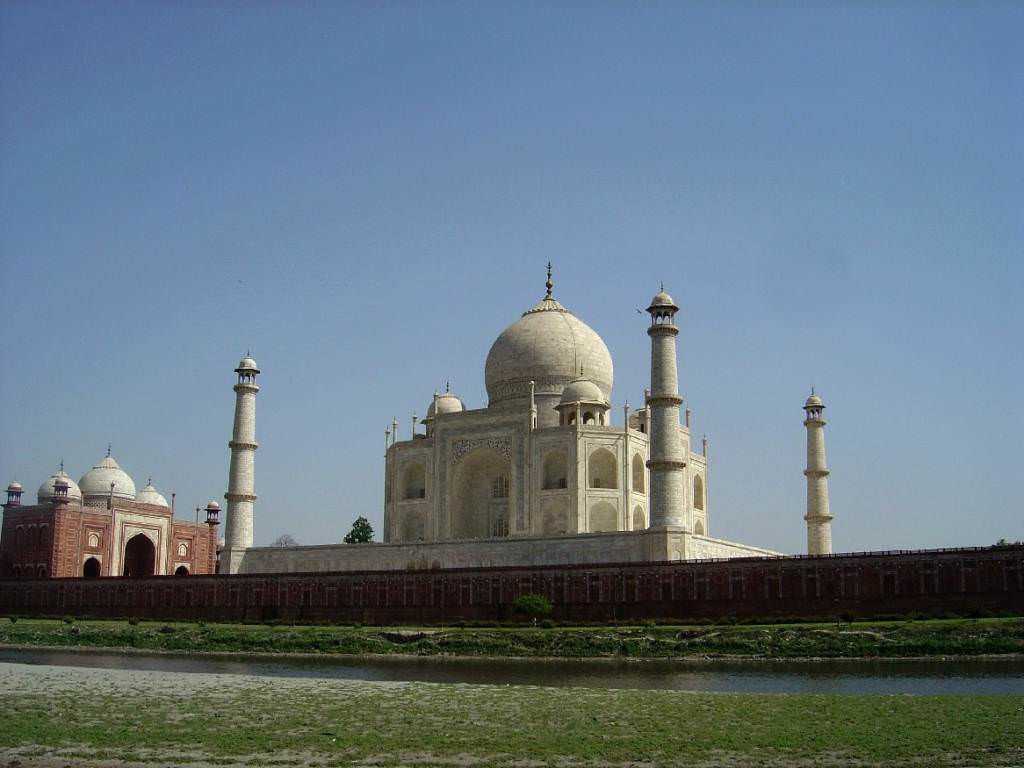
0, 448, 219, 578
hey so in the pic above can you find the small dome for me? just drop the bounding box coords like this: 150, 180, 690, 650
559, 377, 605, 405
37, 469, 82, 504
206, 500, 221, 511
79, 452, 136, 502
426, 390, 466, 419
7, 480, 22, 492
648, 290, 678, 310
236, 355, 259, 374
805, 391, 824, 408
136, 479, 169, 509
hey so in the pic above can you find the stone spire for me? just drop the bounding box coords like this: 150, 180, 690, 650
645, 288, 687, 528
803, 389, 833, 555
223, 354, 260, 572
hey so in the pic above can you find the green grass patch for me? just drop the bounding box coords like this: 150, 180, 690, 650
0, 662, 1021, 767
1, 616, 1023, 658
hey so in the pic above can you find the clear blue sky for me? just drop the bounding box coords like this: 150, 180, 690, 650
1, 2, 1020, 552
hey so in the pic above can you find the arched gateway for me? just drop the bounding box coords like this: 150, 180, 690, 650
122, 533, 155, 577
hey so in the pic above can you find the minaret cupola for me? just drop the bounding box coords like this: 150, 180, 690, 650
205, 500, 222, 527
648, 288, 679, 325
52, 476, 71, 504
5, 480, 23, 507
236, 354, 260, 384
804, 390, 825, 421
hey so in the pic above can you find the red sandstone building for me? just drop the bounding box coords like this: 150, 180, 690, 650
1, 451, 219, 579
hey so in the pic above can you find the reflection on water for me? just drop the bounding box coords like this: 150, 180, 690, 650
1, 648, 1021, 694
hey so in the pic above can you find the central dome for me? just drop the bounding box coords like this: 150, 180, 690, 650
79, 451, 137, 503
485, 280, 613, 410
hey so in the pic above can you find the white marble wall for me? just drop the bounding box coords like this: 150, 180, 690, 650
237, 528, 781, 574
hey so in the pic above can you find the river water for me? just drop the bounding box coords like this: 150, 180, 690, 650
2, 648, 1022, 694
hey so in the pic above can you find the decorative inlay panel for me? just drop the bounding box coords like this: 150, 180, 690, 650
450, 437, 512, 465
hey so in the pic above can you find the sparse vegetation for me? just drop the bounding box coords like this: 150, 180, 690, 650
0, 662, 1021, 767
0, 616, 1021, 658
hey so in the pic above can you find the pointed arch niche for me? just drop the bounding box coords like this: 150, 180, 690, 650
589, 501, 618, 532
449, 447, 511, 540
632, 505, 647, 530
542, 450, 568, 490
402, 462, 426, 500
588, 448, 618, 489
631, 453, 645, 492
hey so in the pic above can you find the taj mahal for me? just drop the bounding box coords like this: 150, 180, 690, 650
3, 267, 836, 579
218, 267, 833, 575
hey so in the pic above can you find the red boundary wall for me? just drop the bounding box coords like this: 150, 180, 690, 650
1, 546, 1022, 623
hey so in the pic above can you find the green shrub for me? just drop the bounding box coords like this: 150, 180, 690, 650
62, 616, 74, 625
128, 617, 139, 626
511, 594, 553, 621
159, 625, 177, 634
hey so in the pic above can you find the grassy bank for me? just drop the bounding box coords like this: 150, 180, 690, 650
2, 616, 1023, 658
1, 661, 1021, 767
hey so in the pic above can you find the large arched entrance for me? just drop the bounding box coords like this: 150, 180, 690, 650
83, 557, 101, 578
449, 447, 511, 539
122, 534, 156, 577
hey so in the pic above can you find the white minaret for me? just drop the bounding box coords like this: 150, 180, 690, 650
803, 389, 833, 555
223, 354, 260, 572
646, 288, 687, 528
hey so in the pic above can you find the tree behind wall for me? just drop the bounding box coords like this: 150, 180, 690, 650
344, 517, 374, 544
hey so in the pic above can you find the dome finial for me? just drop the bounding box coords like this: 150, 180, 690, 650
445, 380, 450, 393
106, 443, 112, 458
545, 262, 553, 298
59, 458, 64, 472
